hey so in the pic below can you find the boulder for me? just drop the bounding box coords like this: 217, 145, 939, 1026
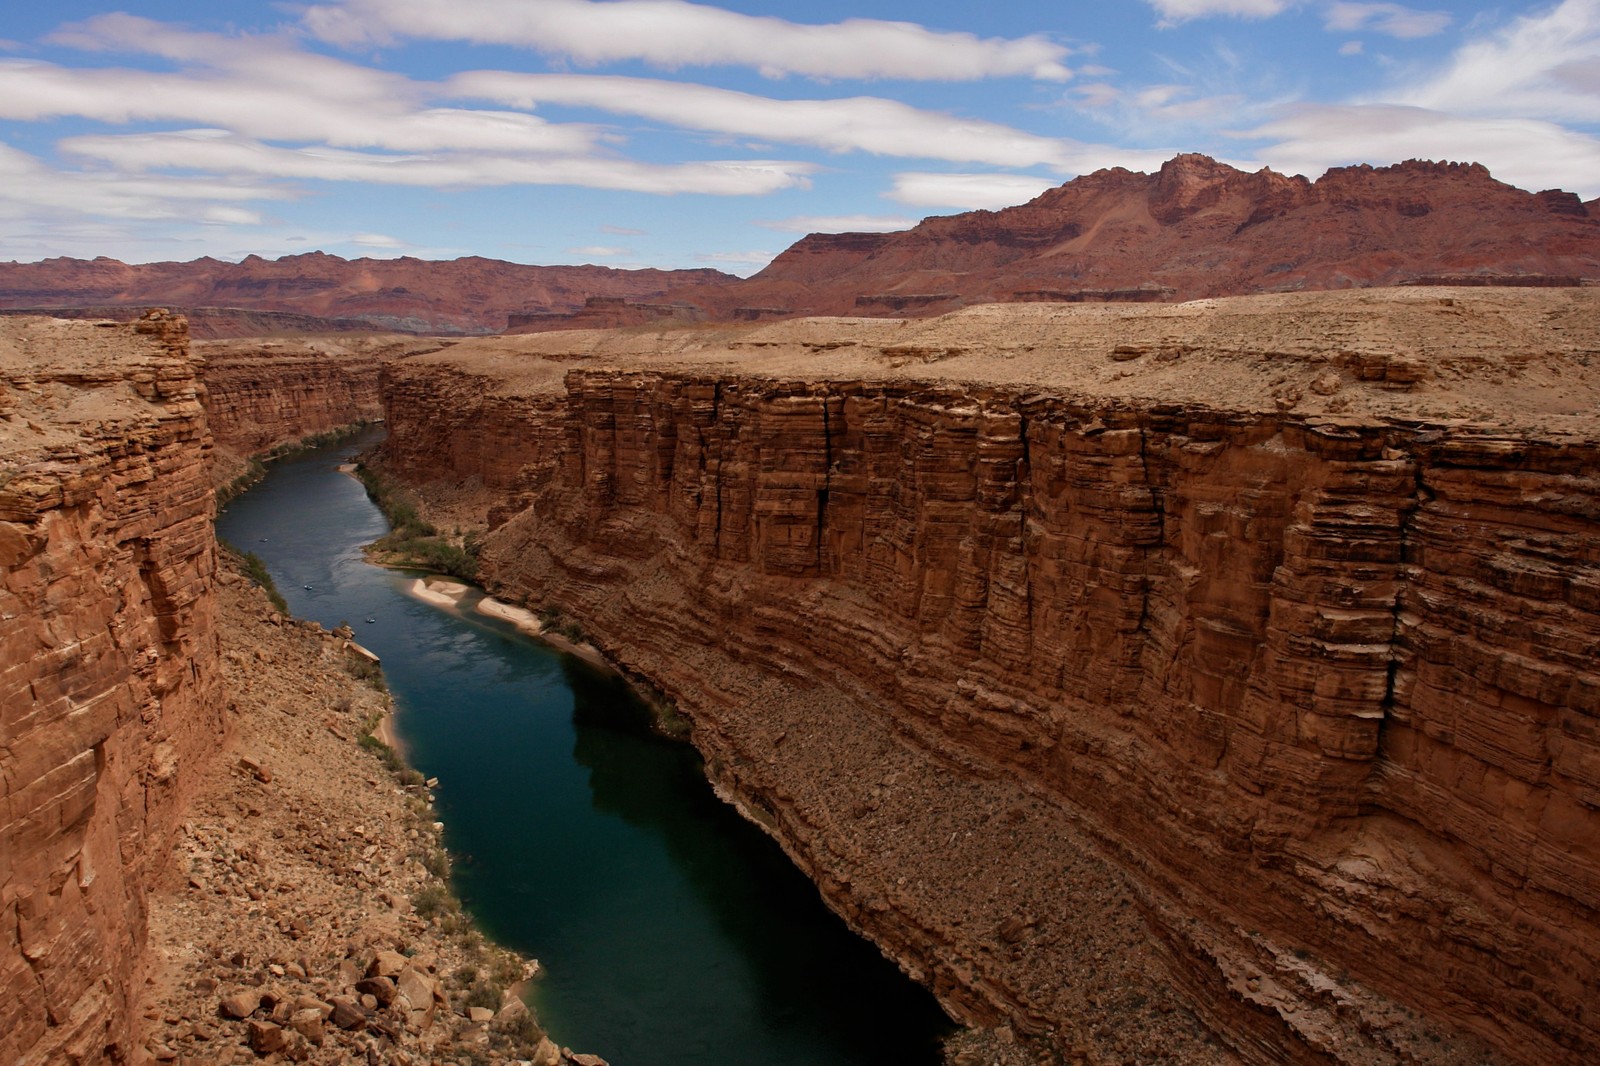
246, 1019, 289, 1055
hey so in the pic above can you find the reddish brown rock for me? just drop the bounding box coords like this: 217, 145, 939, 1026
647, 155, 1600, 323
379, 287, 1600, 1065
0, 253, 733, 335
1, 314, 226, 1066
197, 334, 441, 461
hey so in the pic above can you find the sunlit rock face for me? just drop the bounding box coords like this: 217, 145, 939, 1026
380, 289, 1600, 1065
1, 312, 226, 1065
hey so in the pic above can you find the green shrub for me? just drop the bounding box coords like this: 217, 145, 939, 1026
220, 543, 289, 614
412, 883, 454, 921
463, 978, 502, 1012
353, 464, 484, 581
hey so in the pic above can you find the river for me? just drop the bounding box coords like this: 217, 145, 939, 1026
215, 428, 951, 1065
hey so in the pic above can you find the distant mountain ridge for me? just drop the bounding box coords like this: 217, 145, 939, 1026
0, 251, 734, 335
640, 154, 1600, 323
5, 155, 1597, 336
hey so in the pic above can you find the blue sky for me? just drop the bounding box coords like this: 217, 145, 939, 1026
2, 1, 1597, 272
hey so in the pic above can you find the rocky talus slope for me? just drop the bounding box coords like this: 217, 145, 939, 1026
139, 569, 580, 1066
380, 287, 1600, 1065
2, 312, 225, 1065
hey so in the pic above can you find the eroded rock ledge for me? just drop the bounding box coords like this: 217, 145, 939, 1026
380, 289, 1600, 1065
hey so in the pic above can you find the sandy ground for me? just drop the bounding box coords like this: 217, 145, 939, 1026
401, 287, 1600, 441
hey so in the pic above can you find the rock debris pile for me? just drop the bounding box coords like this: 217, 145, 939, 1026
135, 564, 601, 1066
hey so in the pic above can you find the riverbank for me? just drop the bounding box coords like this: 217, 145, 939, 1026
136, 557, 601, 1066
213, 420, 381, 507
406, 576, 614, 672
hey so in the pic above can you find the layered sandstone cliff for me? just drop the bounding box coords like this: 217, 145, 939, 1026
196, 334, 445, 478
380, 288, 1600, 1065
1, 312, 226, 1065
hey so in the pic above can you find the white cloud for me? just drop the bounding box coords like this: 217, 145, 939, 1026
59, 129, 818, 195
449, 72, 1081, 170
601, 225, 645, 236
350, 232, 404, 247
1146, 0, 1293, 24
887, 172, 1060, 211
693, 249, 776, 275
7, 17, 602, 156
1325, 3, 1452, 39
755, 214, 917, 234
1248, 102, 1600, 198
567, 245, 631, 257
303, 0, 1072, 81
1340, 40, 1366, 55
1389, 0, 1600, 122
0, 141, 290, 223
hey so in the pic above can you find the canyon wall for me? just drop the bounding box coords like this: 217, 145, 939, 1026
196, 334, 442, 464
380, 290, 1600, 1065
1, 312, 226, 1064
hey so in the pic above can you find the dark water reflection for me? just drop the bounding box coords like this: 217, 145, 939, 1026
216, 430, 950, 1065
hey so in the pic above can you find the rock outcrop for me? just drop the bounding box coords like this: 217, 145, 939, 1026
1, 311, 226, 1065
0, 254, 735, 335
379, 288, 1600, 1065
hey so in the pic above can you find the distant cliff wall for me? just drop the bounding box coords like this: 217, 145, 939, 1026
1, 313, 226, 1065
381, 327, 1600, 1064
197, 335, 440, 463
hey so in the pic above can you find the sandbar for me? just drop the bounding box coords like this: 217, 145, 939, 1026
474, 595, 543, 636
411, 577, 469, 608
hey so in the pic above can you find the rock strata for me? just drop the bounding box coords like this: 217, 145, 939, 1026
1, 313, 225, 1065
196, 333, 443, 481
379, 287, 1600, 1065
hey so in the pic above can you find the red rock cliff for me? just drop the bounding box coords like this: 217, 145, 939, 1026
655, 156, 1600, 320
1, 312, 226, 1065
380, 289, 1600, 1065
196, 334, 443, 464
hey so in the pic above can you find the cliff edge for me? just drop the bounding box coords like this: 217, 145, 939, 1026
379, 287, 1600, 1064
1, 312, 225, 1064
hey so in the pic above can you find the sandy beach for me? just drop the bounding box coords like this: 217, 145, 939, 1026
410, 577, 470, 608
474, 595, 542, 635
403, 578, 613, 671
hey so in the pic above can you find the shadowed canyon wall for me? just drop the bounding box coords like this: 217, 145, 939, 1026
380, 291, 1600, 1064
1, 313, 225, 1064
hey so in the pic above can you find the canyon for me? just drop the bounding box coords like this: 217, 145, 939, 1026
1, 316, 571, 1066
5, 152, 1600, 1065
195, 333, 443, 482
378, 287, 1600, 1065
